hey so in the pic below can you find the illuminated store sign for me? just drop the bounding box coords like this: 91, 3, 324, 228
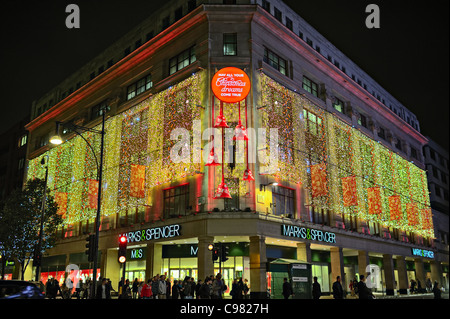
411, 248, 434, 259
211, 67, 250, 103
121, 224, 181, 243
281, 225, 336, 244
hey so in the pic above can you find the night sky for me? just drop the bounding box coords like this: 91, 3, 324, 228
0, 0, 448, 151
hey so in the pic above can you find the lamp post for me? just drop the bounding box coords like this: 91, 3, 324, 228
50, 110, 106, 299
34, 155, 49, 282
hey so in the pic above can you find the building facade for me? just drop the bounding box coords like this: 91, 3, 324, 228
22, 0, 447, 297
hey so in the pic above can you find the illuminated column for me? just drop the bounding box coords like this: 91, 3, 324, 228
145, 243, 162, 280
330, 247, 345, 290
396, 255, 409, 294
430, 260, 444, 288
414, 258, 426, 289
197, 235, 214, 282
383, 254, 395, 295
102, 249, 120, 290
296, 242, 311, 263
358, 250, 369, 279
249, 235, 267, 299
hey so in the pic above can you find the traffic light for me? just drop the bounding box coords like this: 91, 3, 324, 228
85, 234, 95, 262
220, 245, 229, 262
118, 235, 127, 263
212, 245, 219, 262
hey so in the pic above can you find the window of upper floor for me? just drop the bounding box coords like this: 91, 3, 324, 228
169, 47, 196, 76
264, 48, 287, 76
127, 74, 153, 101
302, 76, 318, 98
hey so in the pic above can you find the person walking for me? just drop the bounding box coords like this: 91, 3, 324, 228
141, 279, 152, 299
132, 278, 139, 299
96, 278, 111, 299
212, 273, 225, 299
357, 275, 374, 299
158, 275, 167, 299
282, 278, 294, 300
152, 276, 159, 299
432, 281, 442, 299
332, 276, 344, 299
172, 280, 180, 299
243, 279, 250, 299
312, 276, 321, 300
195, 279, 202, 299
198, 277, 212, 299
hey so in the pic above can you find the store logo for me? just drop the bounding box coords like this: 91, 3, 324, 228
411, 248, 434, 259
130, 248, 144, 259
281, 225, 336, 243
122, 224, 181, 243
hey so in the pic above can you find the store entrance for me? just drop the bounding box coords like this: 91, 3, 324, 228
169, 268, 198, 283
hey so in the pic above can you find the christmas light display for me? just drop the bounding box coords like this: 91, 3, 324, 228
259, 73, 433, 238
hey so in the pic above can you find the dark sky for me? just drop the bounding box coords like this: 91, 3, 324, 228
1, 0, 448, 151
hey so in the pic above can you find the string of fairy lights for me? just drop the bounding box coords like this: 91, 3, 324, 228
27, 70, 433, 238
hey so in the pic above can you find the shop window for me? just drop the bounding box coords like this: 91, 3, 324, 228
272, 185, 294, 217
163, 184, 190, 219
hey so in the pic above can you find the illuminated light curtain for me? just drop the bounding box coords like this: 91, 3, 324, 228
406, 202, 419, 226
311, 163, 327, 198
341, 175, 358, 207
421, 208, 433, 230
367, 187, 382, 215
54, 192, 68, 219
388, 195, 402, 221
130, 164, 146, 198
88, 179, 99, 209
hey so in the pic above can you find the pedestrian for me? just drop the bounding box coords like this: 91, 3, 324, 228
357, 275, 374, 299
183, 276, 193, 299
417, 279, 423, 293
158, 275, 167, 299
432, 281, 442, 299
152, 276, 159, 299
141, 279, 152, 299
132, 278, 139, 299
426, 278, 432, 293
410, 279, 416, 294
199, 277, 212, 299
123, 279, 131, 299
282, 277, 294, 299
349, 277, 357, 297
312, 276, 321, 300
332, 276, 344, 299
166, 277, 171, 299
96, 278, 111, 299
212, 273, 225, 299
189, 277, 196, 299
138, 281, 143, 299
172, 280, 180, 299
230, 279, 238, 299
195, 279, 202, 299
243, 279, 250, 299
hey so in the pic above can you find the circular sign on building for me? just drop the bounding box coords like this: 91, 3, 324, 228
211, 67, 251, 103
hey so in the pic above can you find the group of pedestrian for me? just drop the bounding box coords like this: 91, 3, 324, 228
114, 273, 242, 300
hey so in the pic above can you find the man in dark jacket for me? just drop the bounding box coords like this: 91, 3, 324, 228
357, 275, 374, 299
312, 276, 322, 299
332, 276, 344, 299
199, 277, 212, 299
282, 278, 294, 299
96, 278, 111, 299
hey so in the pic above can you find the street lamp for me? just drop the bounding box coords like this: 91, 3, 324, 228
34, 155, 49, 282
50, 110, 106, 299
